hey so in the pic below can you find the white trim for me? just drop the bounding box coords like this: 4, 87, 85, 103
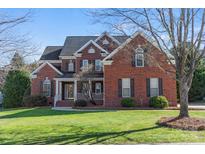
74, 40, 109, 55
31, 62, 63, 76
54, 78, 104, 81
103, 31, 162, 61
95, 32, 121, 45
102, 60, 113, 65
38, 60, 62, 64
59, 56, 76, 59
31, 74, 37, 79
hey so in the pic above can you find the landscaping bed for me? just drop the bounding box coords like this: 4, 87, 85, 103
158, 117, 205, 131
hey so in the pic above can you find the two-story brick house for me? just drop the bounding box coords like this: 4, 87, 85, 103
31, 31, 177, 107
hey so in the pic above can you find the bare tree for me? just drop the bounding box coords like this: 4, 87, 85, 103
74, 64, 97, 105
91, 8, 205, 118
0, 10, 39, 66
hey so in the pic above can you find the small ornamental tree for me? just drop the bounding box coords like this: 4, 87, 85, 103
2, 70, 30, 108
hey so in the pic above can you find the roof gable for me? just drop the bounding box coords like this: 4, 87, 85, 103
74, 40, 109, 55
103, 31, 162, 61
31, 62, 63, 76
95, 32, 121, 45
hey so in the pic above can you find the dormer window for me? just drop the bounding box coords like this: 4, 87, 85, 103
68, 60, 74, 72
135, 47, 144, 67
102, 38, 109, 45
88, 47, 95, 53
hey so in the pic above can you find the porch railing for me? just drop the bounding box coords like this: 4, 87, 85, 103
77, 93, 103, 100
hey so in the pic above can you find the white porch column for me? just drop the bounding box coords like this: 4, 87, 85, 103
54, 80, 59, 107
59, 81, 62, 100
74, 80, 77, 101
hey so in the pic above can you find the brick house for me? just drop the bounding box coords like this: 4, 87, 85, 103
31, 31, 177, 107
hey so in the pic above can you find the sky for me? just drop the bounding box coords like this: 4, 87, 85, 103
1, 8, 108, 63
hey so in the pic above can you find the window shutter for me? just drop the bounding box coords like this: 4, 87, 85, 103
51, 80, 54, 97
159, 78, 163, 95
62, 83, 65, 100
80, 60, 83, 69
132, 55, 135, 67
73, 61, 75, 72
131, 78, 134, 97
92, 82, 95, 93
146, 78, 150, 97
118, 79, 122, 97
40, 81, 43, 95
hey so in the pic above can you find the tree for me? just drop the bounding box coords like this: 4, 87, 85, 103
0, 10, 38, 66
188, 59, 205, 102
10, 52, 25, 70
2, 70, 30, 108
74, 63, 97, 105
91, 9, 205, 117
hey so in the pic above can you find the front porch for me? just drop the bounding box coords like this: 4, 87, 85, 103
54, 77, 104, 107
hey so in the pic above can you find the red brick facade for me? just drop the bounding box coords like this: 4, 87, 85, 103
31, 32, 177, 107
103, 35, 177, 107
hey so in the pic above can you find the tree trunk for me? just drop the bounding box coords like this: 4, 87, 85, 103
179, 80, 189, 118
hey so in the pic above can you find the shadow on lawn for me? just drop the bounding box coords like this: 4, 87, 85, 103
2, 126, 160, 145
0, 107, 110, 119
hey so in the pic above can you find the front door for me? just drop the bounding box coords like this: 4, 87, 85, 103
64, 83, 74, 99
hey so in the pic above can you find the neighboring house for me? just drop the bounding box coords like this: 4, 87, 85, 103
31, 31, 177, 107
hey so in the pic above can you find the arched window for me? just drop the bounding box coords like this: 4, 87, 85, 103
135, 47, 144, 67
43, 77, 51, 97
102, 38, 109, 45
88, 47, 95, 53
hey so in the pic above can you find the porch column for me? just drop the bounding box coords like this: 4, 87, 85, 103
74, 80, 77, 101
54, 80, 59, 107
59, 81, 62, 100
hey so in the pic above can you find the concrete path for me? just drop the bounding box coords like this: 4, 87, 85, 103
52, 107, 113, 112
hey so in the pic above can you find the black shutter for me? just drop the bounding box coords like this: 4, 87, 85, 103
92, 81, 95, 93
132, 54, 135, 67
40, 81, 43, 96
73, 61, 75, 72
131, 78, 134, 97
51, 80, 54, 97
146, 78, 150, 97
101, 81, 103, 92
118, 79, 122, 97
159, 78, 163, 96
80, 60, 83, 69
62, 83, 65, 100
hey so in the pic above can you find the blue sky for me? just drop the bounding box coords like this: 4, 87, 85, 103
2, 8, 108, 61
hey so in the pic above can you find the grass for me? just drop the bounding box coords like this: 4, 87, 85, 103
0, 107, 205, 144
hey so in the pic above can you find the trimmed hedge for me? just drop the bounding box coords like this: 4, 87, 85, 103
121, 98, 135, 107
23, 95, 48, 107
74, 99, 87, 107
149, 96, 169, 108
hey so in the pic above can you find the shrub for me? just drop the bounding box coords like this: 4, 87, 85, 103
121, 98, 135, 107
23, 95, 48, 107
74, 99, 87, 107
2, 70, 31, 108
149, 96, 169, 108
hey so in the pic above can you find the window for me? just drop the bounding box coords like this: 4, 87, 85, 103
95, 82, 102, 94
135, 47, 144, 67
88, 47, 95, 53
82, 82, 89, 93
68, 60, 74, 72
150, 78, 159, 97
102, 38, 109, 45
122, 78, 131, 97
43, 77, 51, 97
82, 59, 89, 70
95, 59, 102, 71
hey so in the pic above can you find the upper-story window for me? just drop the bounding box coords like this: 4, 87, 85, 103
88, 47, 95, 53
68, 60, 74, 72
135, 47, 144, 67
102, 38, 109, 45
43, 77, 51, 97
82, 59, 89, 70
95, 59, 102, 71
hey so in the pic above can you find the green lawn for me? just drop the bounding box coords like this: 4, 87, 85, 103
0, 107, 205, 144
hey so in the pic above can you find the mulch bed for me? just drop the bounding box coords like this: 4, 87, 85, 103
157, 117, 205, 131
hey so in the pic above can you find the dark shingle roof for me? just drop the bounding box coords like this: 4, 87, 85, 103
60, 36, 129, 56
40, 46, 62, 60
